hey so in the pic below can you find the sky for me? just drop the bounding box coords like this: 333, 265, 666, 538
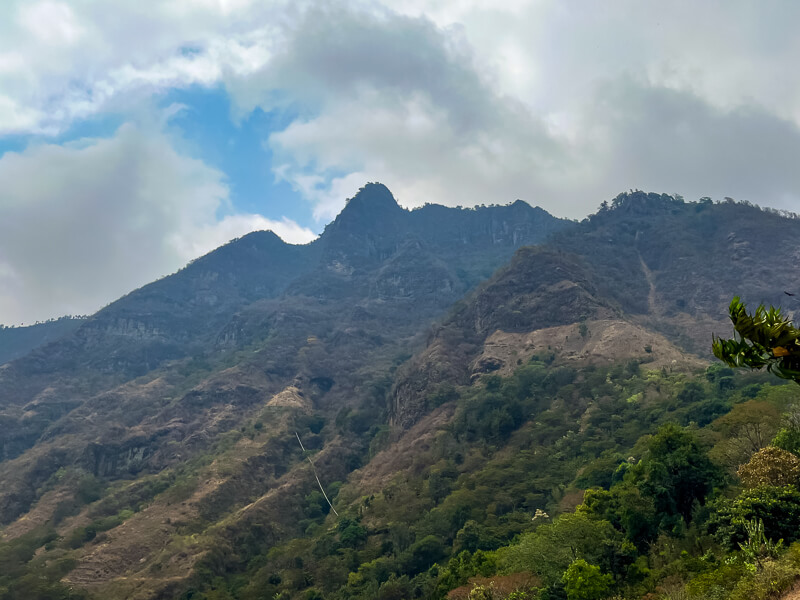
2, 1, 800, 324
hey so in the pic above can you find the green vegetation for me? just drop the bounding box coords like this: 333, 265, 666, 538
6, 318, 800, 600
157, 353, 799, 600
562, 559, 613, 600
713, 297, 800, 383
0, 527, 87, 600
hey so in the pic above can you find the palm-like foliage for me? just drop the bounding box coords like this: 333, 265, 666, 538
712, 297, 800, 383
738, 518, 783, 569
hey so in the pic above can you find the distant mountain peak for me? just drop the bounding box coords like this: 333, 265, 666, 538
507, 199, 548, 215
238, 229, 288, 246
339, 182, 403, 217
327, 182, 406, 237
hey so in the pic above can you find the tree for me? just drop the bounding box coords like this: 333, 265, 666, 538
338, 518, 368, 548
632, 423, 719, 524
501, 513, 628, 584
772, 403, 800, 455
714, 401, 781, 454
737, 446, 800, 488
377, 574, 412, 600
707, 484, 800, 549
561, 560, 613, 600
709, 400, 782, 469
712, 297, 800, 383
403, 535, 446, 574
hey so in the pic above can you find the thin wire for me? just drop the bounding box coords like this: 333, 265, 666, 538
295, 431, 339, 516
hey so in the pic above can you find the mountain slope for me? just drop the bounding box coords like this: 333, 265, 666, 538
0, 183, 568, 531
390, 193, 800, 429
0, 317, 86, 366
1, 188, 800, 600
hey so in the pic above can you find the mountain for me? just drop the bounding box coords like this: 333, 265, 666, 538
1, 187, 799, 600
391, 193, 800, 428
0, 317, 86, 366
0, 183, 567, 518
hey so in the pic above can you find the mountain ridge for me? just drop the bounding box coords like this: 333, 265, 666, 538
0, 184, 568, 526
1, 186, 800, 600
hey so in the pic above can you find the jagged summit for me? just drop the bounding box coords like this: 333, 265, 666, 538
345, 182, 402, 212
328, 182, 405, 235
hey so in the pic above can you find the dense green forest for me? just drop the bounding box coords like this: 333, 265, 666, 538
204, 360, 797, 600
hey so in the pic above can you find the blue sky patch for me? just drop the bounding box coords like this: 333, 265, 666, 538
0, 112, 124, 157
160, 86, 312, 229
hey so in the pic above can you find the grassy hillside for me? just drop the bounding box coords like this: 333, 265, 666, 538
4, 354, 799, 600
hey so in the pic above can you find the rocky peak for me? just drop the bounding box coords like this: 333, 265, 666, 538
329, 182, 405, 232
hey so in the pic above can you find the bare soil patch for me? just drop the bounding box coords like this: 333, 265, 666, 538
475, 319, 703, 378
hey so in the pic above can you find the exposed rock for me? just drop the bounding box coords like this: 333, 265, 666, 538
473, 319, 702, 379
266, 386, 309, 411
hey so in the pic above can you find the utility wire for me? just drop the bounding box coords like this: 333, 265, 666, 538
295, 431, 339, 516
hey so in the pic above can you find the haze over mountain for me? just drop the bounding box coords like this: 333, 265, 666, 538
1, 184, 799, 600
0, 317, 86, 367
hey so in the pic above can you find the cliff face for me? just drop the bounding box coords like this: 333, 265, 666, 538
388, 247, 619, 428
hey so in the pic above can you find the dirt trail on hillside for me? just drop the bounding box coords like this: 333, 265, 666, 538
638, 253, 658, 315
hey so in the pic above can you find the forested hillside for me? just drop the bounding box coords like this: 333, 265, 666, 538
1, 187, 799, 600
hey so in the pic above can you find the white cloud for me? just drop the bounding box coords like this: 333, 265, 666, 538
0, 124, 314, 325
0, 0, 287, 134
234, 5, 562, 217
2, 0, 800, 141
570, 77, 800, 211
269, 86, 561, 219
18, 1, 85, 46
232, 1, 800, 219
173, 214, 316, 260
0, 95, 47, 135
